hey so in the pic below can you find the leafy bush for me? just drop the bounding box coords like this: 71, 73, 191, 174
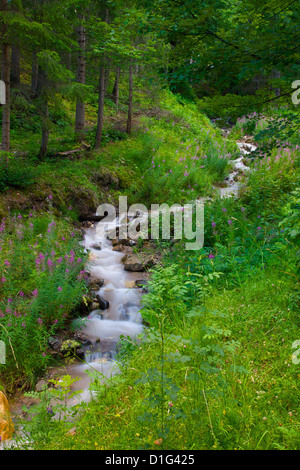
0, 212, 87, 389
0, 153, 38, 192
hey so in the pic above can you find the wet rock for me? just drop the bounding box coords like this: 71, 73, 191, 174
75, 348, 85, 360
112, 238, 133, 247
90, 242, 102, 251
122, 253, 154, 272
91, 301, 100, 310
88, 278, 105, 291
73, 331, 92, 347
95, 294, 109, 310
113, 244, 124, 252
48, 336, 61, 352
35, 379, 48, 392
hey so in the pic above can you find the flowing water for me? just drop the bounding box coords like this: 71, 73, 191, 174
56, 216, 146, 405
50, 138, 258, 405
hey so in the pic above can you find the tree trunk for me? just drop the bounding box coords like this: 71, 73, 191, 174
1, 0, 10, 152
10, 45, 20, 88
94, 66, 106, 150
126, 62, 133, 136
31, 51, 38, 95
75, 14, 86, 142
112, 66, 120, 108
94, 6, 110, 150
37, 68, 49, 158
40, 94, 49, 158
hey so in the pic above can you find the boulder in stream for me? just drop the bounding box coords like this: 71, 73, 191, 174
95, 294, 109, 310
122, 253, 154, 272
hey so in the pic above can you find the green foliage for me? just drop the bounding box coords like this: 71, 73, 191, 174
279, 188, 300, 245
0, 153, 38, 192
0, 213, 87, 389
197, 94, 260, 126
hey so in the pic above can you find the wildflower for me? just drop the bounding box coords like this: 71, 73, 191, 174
19, 291, 24, 297
222, 208, 227, 212
228, 220, 233, 225
37, 318, 43, 324
212, 222, 216, 227
257, 227, 262, 230
32, 289, 38, 297
57, 286, 62, 292
209, 253, 215, 259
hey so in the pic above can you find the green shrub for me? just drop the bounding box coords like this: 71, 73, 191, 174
0, 153, 38, 192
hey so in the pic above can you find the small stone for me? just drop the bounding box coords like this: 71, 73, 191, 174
36, 379, 48, 392
90, 242, 102, 251
48, 337, 61, 351
91, 302, 100, 310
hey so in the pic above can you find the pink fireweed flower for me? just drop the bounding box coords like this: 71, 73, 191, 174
32, 289, 38, 297
57, 286, 62, 292
37, 318, 43, 324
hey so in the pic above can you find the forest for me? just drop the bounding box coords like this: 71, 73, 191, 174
0, 0, 299, 452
